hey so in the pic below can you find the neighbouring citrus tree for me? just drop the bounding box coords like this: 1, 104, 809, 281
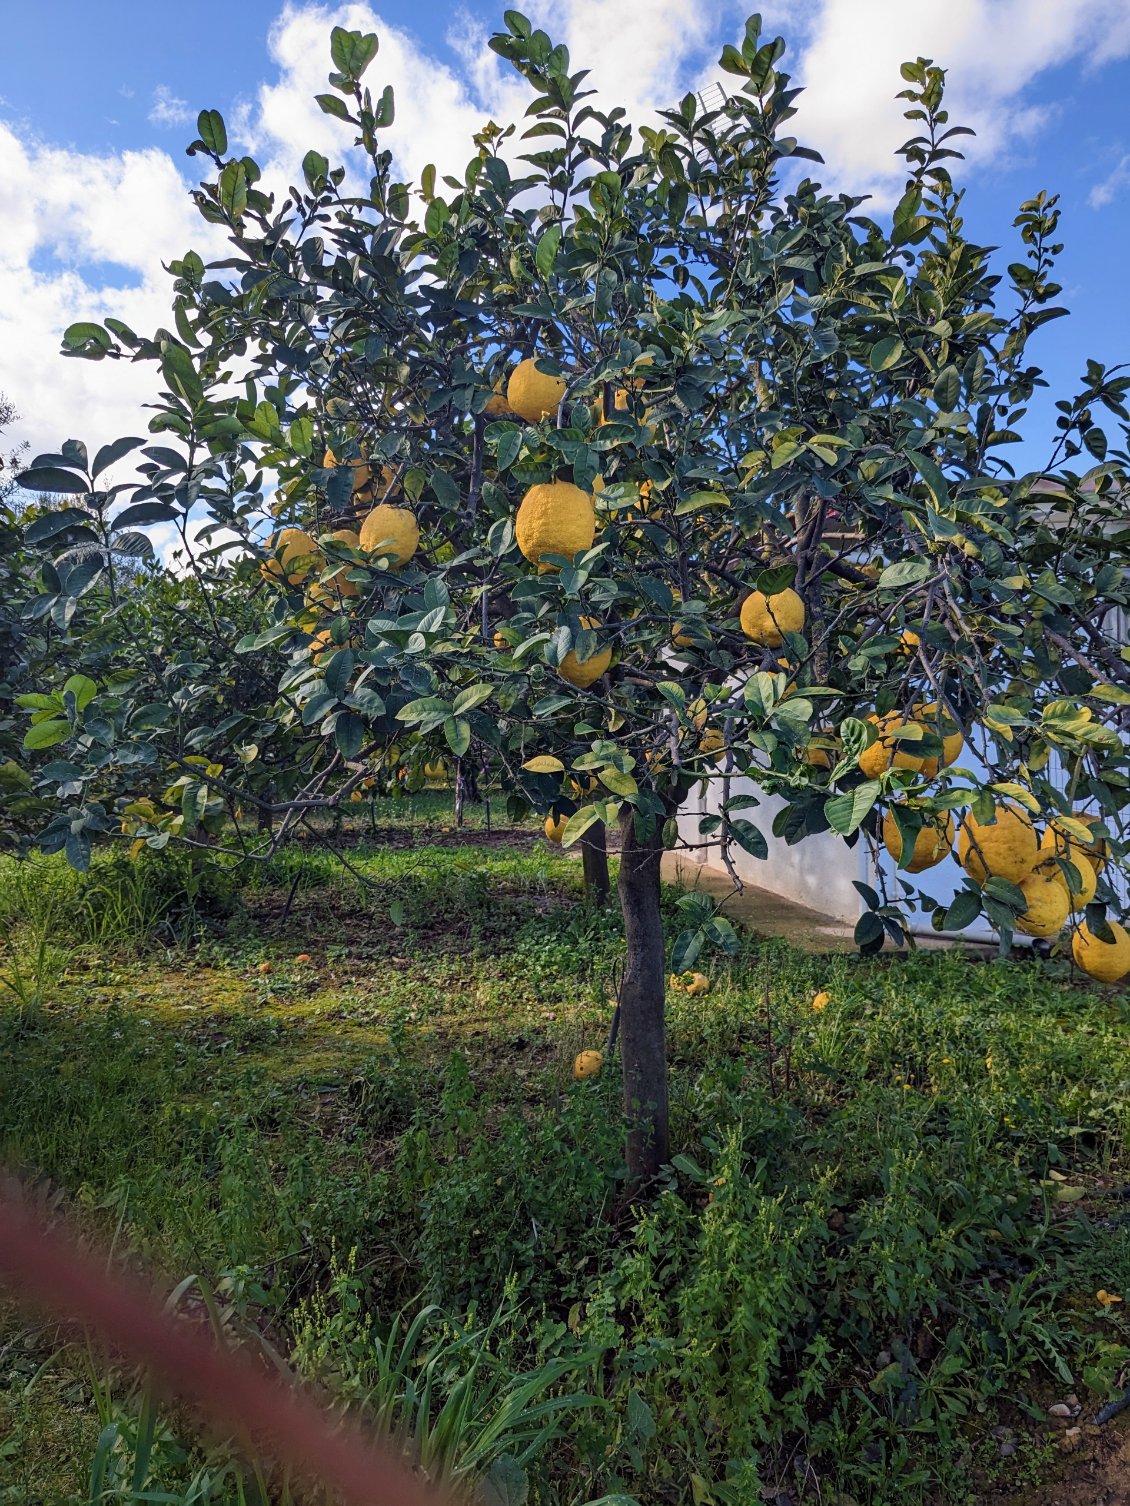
17, 14, 1130, 1176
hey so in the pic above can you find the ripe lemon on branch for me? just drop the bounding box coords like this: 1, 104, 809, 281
739, 587, 805, 647
507, 357, 567, 422
957, 804, 1038, 885
359, 504, 419, 567
516, 481, 595, 569
557, 617, 611, 690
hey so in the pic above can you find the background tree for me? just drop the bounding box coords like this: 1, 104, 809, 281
18, 14, 1130, 1179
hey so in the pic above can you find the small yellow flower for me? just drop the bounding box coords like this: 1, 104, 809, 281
941, 1056, 953, 1065
811, 990, 831, 1012
1097, 1289, 1123, 1308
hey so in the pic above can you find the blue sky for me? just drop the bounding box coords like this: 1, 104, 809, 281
2, 0, 1129, 508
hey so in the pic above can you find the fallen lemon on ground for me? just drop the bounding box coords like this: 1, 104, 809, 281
573, 1049, 604, 1080
670, 971, 710, 996
811, 990, 831, 1012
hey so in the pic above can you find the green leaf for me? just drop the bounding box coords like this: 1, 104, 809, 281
17, 468, 90, 497
316, 93, 352, 122
560, 805, 602, 848
334, 711, 365, 758
944, 890, 982, 931
869, 336, 903, 372
535, 224, 562, 280
599, 767, 638, 798
522, 755, 565, 774
92, 436, 144, 479
728, 819, 767, 859
218, 160, 248, 222
671, 927, 704, 973
453, 684, 493, 714
62, 674, 97, 712
824, 782, 881, 835
22, 720, 71, 751
445, 716, 471, 756
877, 559, 931, 591
197, 109, 228, 156
330, 26, 379, 83
933, 364, 960, 410
478, 1457, 529, 1506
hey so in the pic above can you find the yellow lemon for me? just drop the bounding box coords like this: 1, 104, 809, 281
323, 447, 372, 495
260, 528, 318, 585
516, 481, 595, 569
958, 804, 1039, 885
882, 810, 955, 873
492, 629, 510, 650
811, 990, 831, 1012
1040, 852, 1097, 911
326, 528, 360, 551
859, 713, 939, 780
1015, 870, 1070, 938
1040, 814, 1109, 877
359, 504, 419, 567
899, 629, 920, 655
739, 588, 805, 647
483, 378, 514, 418
544, 813, 568, 843
507, 357, 567, 422
915, 702, 964, 767
1072, 920, 1130, 984
558, 616, 611, 690
573, 1049, 604, 1080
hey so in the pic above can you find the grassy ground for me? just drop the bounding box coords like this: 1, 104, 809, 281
2, 794, 1130, 1504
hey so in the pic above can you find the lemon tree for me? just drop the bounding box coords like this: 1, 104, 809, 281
18, 14, 1130, 1177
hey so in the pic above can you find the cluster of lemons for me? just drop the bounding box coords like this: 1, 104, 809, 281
260, 454, 420, 622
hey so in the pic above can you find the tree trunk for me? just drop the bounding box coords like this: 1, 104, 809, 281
581, 824, 610, 904
616, 806, 669, 1182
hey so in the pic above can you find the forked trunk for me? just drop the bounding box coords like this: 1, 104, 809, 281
616, 806, 669, 1181
581, 824, 610, 904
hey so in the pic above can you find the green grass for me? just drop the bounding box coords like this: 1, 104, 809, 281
2, 809, 1130, 1504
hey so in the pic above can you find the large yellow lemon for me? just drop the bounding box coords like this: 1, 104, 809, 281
1040, 814, 1108, 877
957, 804, 1039, 885
544, 812, 568, 843
558, 616, 611, 690
573, 1049, 604, 1080
739, 588, 805, 647
305, 572, 359, 611
859, 713, 939, 780
307, 628, 340, 666
915, 702, 964, 767
1040, 852, 1098, 911
483, 378, 514, 418
1072, 920, 1130, 984
359, 504, 419, 567
326, 528, 360, 551
323, 447, 372, 495
516, 481, 595, 569
882, 810, 954, 873
507, 358, 567, 423
1015, 870, 1070, 938
260, 528, 318, 585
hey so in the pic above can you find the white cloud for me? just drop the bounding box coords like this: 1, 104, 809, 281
0, 121, 227, 509
1090, 152, 1130, 208
781, 0, 1130, 205
148, 85, 193, 128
